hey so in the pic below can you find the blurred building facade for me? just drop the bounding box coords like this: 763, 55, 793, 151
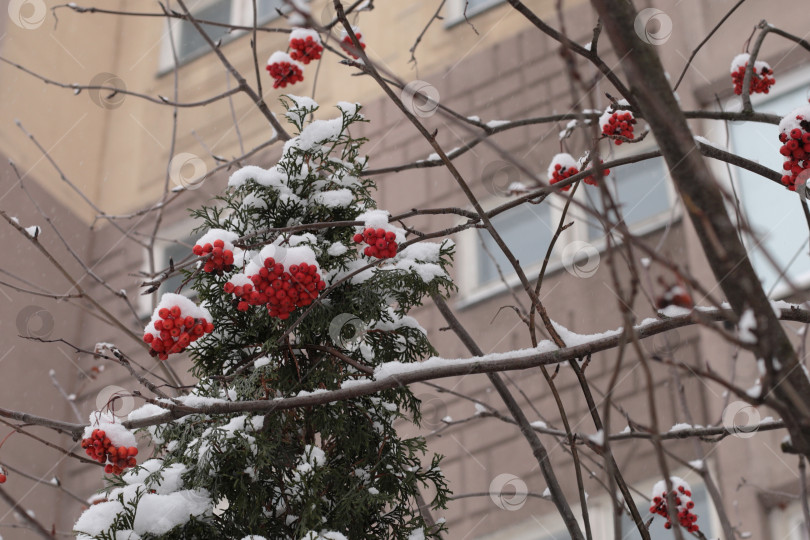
1, 0, 810, 538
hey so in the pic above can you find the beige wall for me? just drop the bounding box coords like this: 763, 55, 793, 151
2, 0, 810, 538
0, 154, 101, 538
0, 0, 572, 223
361, 1, 810, 538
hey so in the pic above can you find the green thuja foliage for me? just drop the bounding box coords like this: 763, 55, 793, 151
75, 97, 455, 540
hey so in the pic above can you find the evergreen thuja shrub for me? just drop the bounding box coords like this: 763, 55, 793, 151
74, 97, 455, 540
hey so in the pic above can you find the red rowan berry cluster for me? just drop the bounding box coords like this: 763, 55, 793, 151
143, 295, 215, 360
266, 52, 304, 89
548, 153, 610, 191
650, 478, 699, 533
225, 251, 326, 320
193, 239, 235, 274
289, 29, 323, 65
81, 429, 139, 475
354, 228, 398, 259
730, 53, 775, 95
600, 110, 636, 145
778, 112, 810, 191
340, 28, 366, 59
655, 278, 694, 310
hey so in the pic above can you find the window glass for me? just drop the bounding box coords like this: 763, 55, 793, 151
257, 0, 286, 22
728, 85, 810, 294
461, 0, 502, 14
585, 156, 670, 241
159, 238, 196, 298
476, 202, 553, 287
177, 1, 232, 62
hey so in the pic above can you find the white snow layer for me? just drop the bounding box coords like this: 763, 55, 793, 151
289, 28, 321, 43
74, 458, 212, 538
143, 293, 212, 341
547, 153, 579, 178
83, 412, 137, 449
738, 308, 758, 344
730, 52, 770, 74
779, 105, 810, 135
195, 229, 239, 251
266, 51, 302, 69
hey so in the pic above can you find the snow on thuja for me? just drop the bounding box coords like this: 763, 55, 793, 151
75, 97, 454, 539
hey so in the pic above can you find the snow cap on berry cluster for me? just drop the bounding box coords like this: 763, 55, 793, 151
340, 25, 363, 42
143, 293, 213, 341
355, 209, 406, 243
598, 99, 633, 131
266, 51, 303, 70
290, 27, 321, 44
651, 476, 691, 501
226, 272, 254, 290
778, 105, 810, 136
730, 53, 771, 75
650, 476, 699, 532
83, 412, 137, 449
598, 109, 614, 132
244, 244, 319, 276
547, 153, 578, 179
195, 229, 239, 252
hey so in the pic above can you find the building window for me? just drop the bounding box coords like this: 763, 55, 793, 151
176, 0, 232, 62
446, 0, 505, 24
475, 201, 553, 288
139, 228, 198, 316
726, 70, 810, 297
163, 0, 287, 68
157, 236, 197, 297
583, 154, 672, 243
458, 150, 674, 305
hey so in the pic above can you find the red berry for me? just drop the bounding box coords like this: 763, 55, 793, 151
340, 32, 366, 59
266, 59, 304, 89
289, 34, 323, 64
